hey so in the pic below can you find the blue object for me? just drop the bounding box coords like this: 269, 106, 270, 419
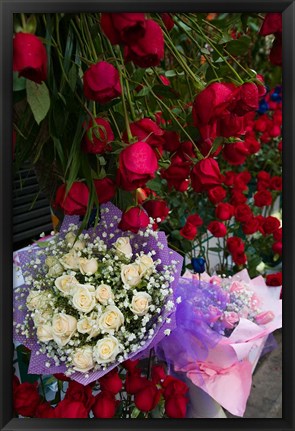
257, 99, 269, 114
270, 92, 282, 102
191, 257, 206, 274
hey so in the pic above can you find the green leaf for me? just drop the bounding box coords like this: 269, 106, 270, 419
68, 64, 77, 92
131, 407, 141, 418
208, 247, 223, 253
226, 36, 251, 56
146, 177, 165, 193
165, 70, 177, 77
152, 85, 179, 100
13, 72, 26, 91
135, 86, 150, 98
26, 14, 37, 34
26, 80, 50, 125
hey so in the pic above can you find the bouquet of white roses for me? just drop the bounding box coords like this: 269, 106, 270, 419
14, 203, 182, 385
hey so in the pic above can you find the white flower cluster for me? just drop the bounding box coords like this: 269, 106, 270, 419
16, 227, 177, 376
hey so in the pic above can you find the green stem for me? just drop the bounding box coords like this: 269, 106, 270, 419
83, 14, 98, 62
20, 13, 26, 30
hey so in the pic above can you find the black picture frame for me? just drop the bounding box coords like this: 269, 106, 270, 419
1, 1, 294, 430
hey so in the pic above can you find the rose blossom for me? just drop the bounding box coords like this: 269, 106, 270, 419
36, 324, 54, 343
52, 313, 77, 347
83, 61, 121, 103
136, 254, 154, 276
65, 232, 86, 250
113, 237, 132, 259
100, 13, 146, 45
55, 275, 79, 296
71, 346, 94, 373
191, 158, 222, 193
255, 311, 275, 325
79, 257, 98, 275
130, 292, 151, 316
26, 290, 49, 311
95, 284, 114, 305
54, 182, 89, 216
222, 311, 239, 329
98, 305, 124, 333
60, 251, 80, 270
72, 286, 96, 314
94, 177, 116, 204
77, 316, 95, 334
82, 118, 114, 154
207, 221, 227, 237
121, 264, 142, 286
93, 335, 121, 364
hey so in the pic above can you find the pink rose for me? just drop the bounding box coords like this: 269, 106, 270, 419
254, 311, 275, 325
222, 311, 239, 329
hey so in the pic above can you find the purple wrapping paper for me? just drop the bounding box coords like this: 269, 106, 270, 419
13, 203, 183, 385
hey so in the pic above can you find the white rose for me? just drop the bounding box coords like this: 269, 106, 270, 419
52, 313, 77, 347
72, 346, 94, 373
137, 255, 154, 276
95, 284, 114, 305
36, 324, 53, 343
45, 256, 60, 268
60, 251, 80, 270
93, 335, 121, 364
79, 257, 98, 275
33, 308, 53, 327
55, 275, 79, 296
65, 232, 86, 251
98, 306, 124, 333
47, 263, 64, 277
130, 292, 151, 316
77, 316, 95, 334
72, 286, 96, 313
113, 237, 132, 259
121, 264, 141, 287
26, 290, 49, 311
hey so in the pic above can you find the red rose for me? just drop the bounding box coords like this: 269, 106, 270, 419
223, 171, 236, 186
99, 368, 123, 394
273, 227, 282, 242
186, 213, 203, 227
162, 131, 181, 152
270, 34, 282, 66
192, 82, 237, 126
254, 190, 273, 207
242, 217, 260, 235
92, 391, 117, 418
124, 20, 164, 68
151, 365, 167, 384
134, 381, 161, 412
159, 75, 171, 86
34, 402, 55, 418
207, 186, 227, 204
161, 13, 174, 31
162, 375, 188, 398
191, 158, 222, 193
94, 178, 116, 203
83, 61, 121, 103
234, 204, 253, 223
270, 176, 282, 191
165, 395, 188, 418
227, 236, 245, 254
180, 222, 197, 240
118, 141, 158, 191
254, 115, 271, 132
215, 203, 234, 221
229, 83, 259, 116
13, 375, 20, 393
244, 135, 261, 154
125, 372, 147, 394
65, 381, 94, 413
230, 190, 247, 206
208, 221, 227, 237
236, 170, 251, 185
260, 13, 282, 36
257, 170, 271, 183
161, 159, 191, 191
100, 13, 146, 45
13, 32, 47, 84
123, 118, 164, 147
263, 216, 281, 234
54, 399, 88, 418
54, 182, 89, 216
266, 272, 282, 286
122, 359, 140, 373
143, 199, 169, 222
196, 138, 223, 158
217, 113, 245, 138
83, 118, 114, 154
222, 141, 249, 165
14, 382, 41, 417
256, 74, 267, 97
272, 241, 282, 255
53, 373, 71, 382
118, 206, 150, 233
232, 250, 247, 266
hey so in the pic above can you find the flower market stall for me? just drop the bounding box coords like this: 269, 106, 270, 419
12, 11, 282, 419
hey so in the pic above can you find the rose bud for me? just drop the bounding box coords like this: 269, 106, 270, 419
234, 204, 253, 223
100, 13, 146, 45
99, 368, 123, 394
263, 216, 281, 234
125, 371, 147, 394
54, 182, 90, 216
260, 13, 282, 36
83, 61, 121, 103
272, 241, 282, 255
180, 222, 197, 240
122, 359, 140, 373
266, 272, 282, 286
229, 83, 259, 116
34, 402, 55, 418
227, 236, 245, 254
162, 375, 188, 398
273, 227, 282, 242
94, 178, 116, 203
92, 391, 117, 418
191, 158, 222, 193
186, 213, 203, 227
217, 113, 245, 138
270, 176, 282, 191
208, 186, 227, 204
255, 311, 275, 325
13, 32, 47, 83
83, 118, 114, 154
54, 399, 88, 418
242, 217, 260, 235
134, 381, 161, 412
165, 395, 188, 418
124, 19, 164, 68
162, 131, 181, 152
215, 203, 234, 221
118, 141, 158, 191
14, 382, 41, 417
151, 365, 166, 384
222, 141, 249, 165
118, 206, 150, 233
232, 250, 247, 266
207, 221, 227, 237
161, 160, 191, 191
122, 118, 165, 148
254, 190, 273, 207
143, 199, 169, 222
65, 381, 95, 413
230, 190, 247, 206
